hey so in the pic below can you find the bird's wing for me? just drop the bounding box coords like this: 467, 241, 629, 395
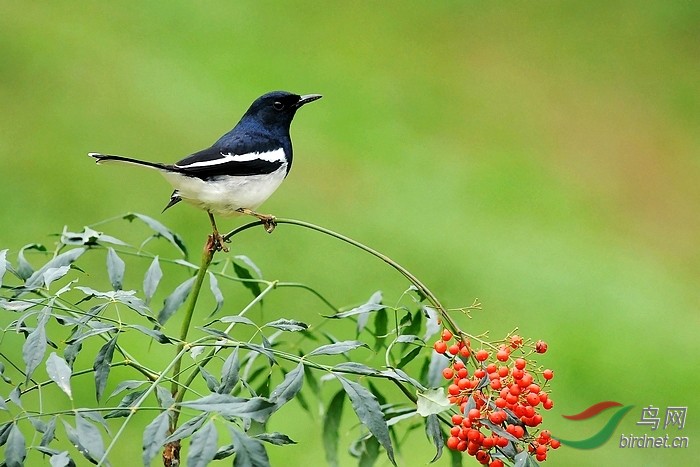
174, 141, 286, 178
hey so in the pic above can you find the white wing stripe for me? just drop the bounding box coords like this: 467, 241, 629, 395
176, 148, 286, 168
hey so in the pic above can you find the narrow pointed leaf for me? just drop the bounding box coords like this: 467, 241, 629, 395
49, 451, 75, 467
232, 255, 262, 298
93, 336, 117, 402
218, 347, 240, 395
357, 291, 382, 334
336, 375, 395, 465
104, 390, 147, 418
208, 272, 224, 316
254, 432, 296, 446
5, 423, 26, 467
143, 256, 162, 305
46, 352, 73, 400
22, 306, 50, 382
332, 362, 379, 376
40, 416, 57, 447
397, 346, 422, 369
358, 436, 380, 467
187, 420, 218, 467
17, 243, 46, 280
163, 413, 208, 445
124, 213, 187, 256
157, 276, 196, 325
106, 248, 125, 291
323, 390, 345, 467
199, 366, 219, 392
425, 414, 444, 463
308, 340, 369, 357
269, 362, 304, 410
373, 310, 388, 350
25, 248, 84, 290
263, 319, 308, 332
129, 324, 171, 344
75, 413, 105, 462
422, 306, 440, 341
142, 411, 171, 466
230, 427, 269, 467
179, 394, 275, 423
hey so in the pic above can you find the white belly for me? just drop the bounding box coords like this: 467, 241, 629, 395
162, 164, 287, 216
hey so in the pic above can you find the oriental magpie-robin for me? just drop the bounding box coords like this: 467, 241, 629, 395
89, 91, 321, 250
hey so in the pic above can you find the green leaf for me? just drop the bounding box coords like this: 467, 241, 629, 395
155, 385, 175, 411
332, 362, 380, 376
62, 420, 100, 465
207, 272, 224, 316
422, 306, 440, 341
108, 380, 146, 400
49, 451, 75, 467
219, 315, 257, 326
5, 423, 26, 467
142, 411, 171, 466
17, 243, 46, 280
417, 387, 451, 417
373, 310, 388, 351
106, 248, 125, 291
427, 350, 450, 388
263, 318, 308, 332
425, 414, 444, 463
396, 346, 422, 369
93, 336, 117, 402
163, 413, 208, 445
230, 427, 270, 467
157, 276, 196, 325
75, 412, 105, 463
180, 394, 276, 423
22, 305, 50, 383
46, 352, 72, 400
218, 347, 240, 395
199, 366, 219, 392
395, 334, 425, 345
104, 390, 147, 418
64, 342, 82, 369
323, 390, 345, 467
336, 375, 395, 465
308, 340, 369, 357
129, 324, 171, 344
0, 362, 12, 384
25, 248, 84, 290
124, 213, 187, 256
356, 291, 382, 334
254, 432, 296, 446
232, 255, 262, 298
325, 301, 387, 319
0, 421, 12, 447
269, 362, 304, 411
187, 420, 218, 467
358, 435, 380, 467
40, 416, 57, 447
143, 256, 162, 305
42, 266, 71, 289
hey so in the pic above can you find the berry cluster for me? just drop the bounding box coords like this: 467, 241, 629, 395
434, 330, 558, 464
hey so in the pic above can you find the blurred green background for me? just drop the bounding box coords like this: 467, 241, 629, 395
1, 1, 699, 465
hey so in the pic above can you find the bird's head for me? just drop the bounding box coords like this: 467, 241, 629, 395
241, 91, 322, 130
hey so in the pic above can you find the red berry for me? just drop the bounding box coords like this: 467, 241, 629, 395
457, 440, 468, 451
441, 329, 453, 341
550, 438, 561, 449
457, 378, 470, 390
453, 360, 465, 371
489, 379, 502, 390
543, 369, 554, 380
514, 358, 526, 370
496, 349, 509, 362
457, 367, 469, 379
495, 397, 507, 409
509, 335, 523, 349
543, 398, 554, 410
539, 430, 551, 440
448, 344, 460, 355
452, 414, 464, 425
466, 428, 481, 441
475, 450, 490, 464
434, 341, 447, 354
498, 366, 509, 377
442, 367, 454, 379
459, 346, 471, 358
448, 384, 460, 396
468, 408, 481, 420
536, 453, 547, 462
450, 425, 461, 437
512, 425, 525, 438
535, 340, 548, 353
486, 363, 497, 374
446, 436, 460, 450
490, 460, 505, 467
526, 393, 540, 406
475, 349, 489, 361
474, 369, 486, 378
527, 384, 541, 394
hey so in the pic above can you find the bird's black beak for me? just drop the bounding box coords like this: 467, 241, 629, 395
295, 94, 322, 108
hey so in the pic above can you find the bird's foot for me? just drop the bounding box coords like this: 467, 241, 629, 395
236, 208, 277, 233
207, 231, 230, 253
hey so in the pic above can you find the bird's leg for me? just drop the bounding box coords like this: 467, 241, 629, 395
208, 212, 229, 252
236, 208, 277, 233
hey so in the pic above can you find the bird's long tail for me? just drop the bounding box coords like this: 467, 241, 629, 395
88, 152, 175, 171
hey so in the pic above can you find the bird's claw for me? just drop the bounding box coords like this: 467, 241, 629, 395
260, 215, 277, 233
208, 232, 229, 253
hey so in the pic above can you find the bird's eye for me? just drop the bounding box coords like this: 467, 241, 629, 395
273, 101, 284, 111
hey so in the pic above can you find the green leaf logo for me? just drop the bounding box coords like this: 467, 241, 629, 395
556, 401, 634, 449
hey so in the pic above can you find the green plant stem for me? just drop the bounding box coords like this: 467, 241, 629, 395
224, 219, 463, 335
168, 240, 214, 427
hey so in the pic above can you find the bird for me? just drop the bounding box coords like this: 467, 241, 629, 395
89, 91, 322, 251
